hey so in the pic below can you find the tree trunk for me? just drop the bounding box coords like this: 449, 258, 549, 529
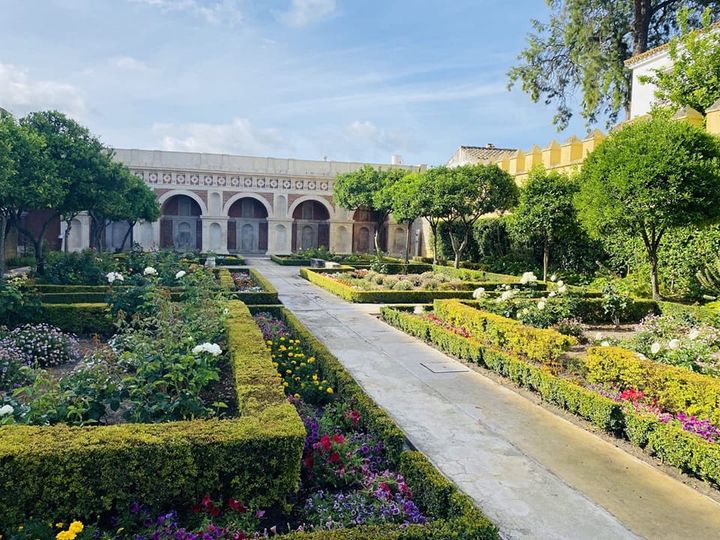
119, 220, 135, 252
63, 219, 72, 254
649, 248, 661, 300
633, 0, 652, 55
404, 221, 411, 264
0, 215, 7, 277
543, 238, 550, 282
430, 222, 438, 265
15, 216, 54, 275
450, 228, 468, 269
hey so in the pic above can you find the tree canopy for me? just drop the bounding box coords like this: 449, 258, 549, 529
576, 115, 720, 298
641, 8, 720, 114
508, 0, 719, 130
509, 168, 580, 281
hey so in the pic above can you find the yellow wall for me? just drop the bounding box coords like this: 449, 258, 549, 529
492, 107, 720, 184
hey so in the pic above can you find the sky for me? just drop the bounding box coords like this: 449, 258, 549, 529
0, 0, 595, 166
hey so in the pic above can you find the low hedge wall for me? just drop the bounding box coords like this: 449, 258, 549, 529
274, 307, 498, 539
218, 268, 280, 305
271, 254, 311, 266
432, 265, 520, 284
300, 268, 475, 303
0, 301, 305, 529
36, 303, 114, 335
350, 262, 434, 274
433, 300, 575, 363
380, 307, 622, 433
585, 346, 720, 426
381, 307, 720, 486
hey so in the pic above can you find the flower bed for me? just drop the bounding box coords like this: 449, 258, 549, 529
381, 305, 720, 487
217, 268, 279, 305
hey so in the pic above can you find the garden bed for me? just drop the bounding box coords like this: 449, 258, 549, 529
217, 267, 280, 305
381, 299, 720, 488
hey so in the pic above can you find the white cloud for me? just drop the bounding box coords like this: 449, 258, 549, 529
346, 120, 379, 140
153, 117, 289, 156
129, 0, 244, 25
344, 120, 418, 160
278, 0, 336, 27
0, 63, 86, 118
110, 55, 150, 71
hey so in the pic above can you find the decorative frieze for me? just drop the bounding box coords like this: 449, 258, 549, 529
135, 169, 334, 193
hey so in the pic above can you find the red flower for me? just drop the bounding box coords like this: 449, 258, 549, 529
318, 434, 332, 451
209, 504, 221, 517
329, 451, 341, 463
228, 498, 248, 513
201, 494, 213, 508
332, 433, 345, 444
190, 504, 201, 514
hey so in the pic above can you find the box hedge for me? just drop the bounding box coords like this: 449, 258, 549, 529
300, 268, 476, 304
35, 303, 114, 335
218, 268, 280, 305
433, 299, 575, 364
0, 301, 305, 529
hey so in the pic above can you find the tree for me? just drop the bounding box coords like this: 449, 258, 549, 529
642, 8, 720, 114
508, 0, 719, 130
576, 115, 720, 299
0, 115, 59, 274
438, 164, 518, 268
509, 168, 580, 281
115, 176, 161, 252
334, 165, 405, 256
389, 172, 424, 263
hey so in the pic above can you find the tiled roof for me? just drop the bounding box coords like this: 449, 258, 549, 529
625, 21, 720, 67
459, 145, 517, 163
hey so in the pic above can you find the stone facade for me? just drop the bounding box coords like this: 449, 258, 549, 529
62, 149, 426, 257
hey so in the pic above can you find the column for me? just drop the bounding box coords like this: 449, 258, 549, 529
202, 217, 229, 255
267, 218, 293, 255
329, 219, 354, 254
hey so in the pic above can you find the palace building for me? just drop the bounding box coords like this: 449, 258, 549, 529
51, 149, 426, 257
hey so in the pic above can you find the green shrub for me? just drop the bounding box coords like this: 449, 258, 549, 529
218, 268, 280, 305
35, 303, 113, 335
433, 300, 575, 363
0, 301, 305, 528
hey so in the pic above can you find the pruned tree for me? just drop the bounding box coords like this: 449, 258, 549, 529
116, 175, 161, 252
509, 168, 580, 281
389, 172, 423, 263
438, 164, 519, 268
508, 0, 719, 130
576, 115, 720, 299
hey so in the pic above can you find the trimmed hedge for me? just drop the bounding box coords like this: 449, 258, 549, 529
0, 301, 305, 529
585, 346, 720, 426
218, 268, 280, 305
432, 265, 520, 284
36, 303, 113, 335
433, 300, 575, 363
380, 307, 621, 433
274, 307, 499, 539
271, 254, 311, 266
300, 268, 475, 304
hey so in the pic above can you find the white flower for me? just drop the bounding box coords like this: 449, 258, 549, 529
548, 291, 557, 298
537, 301, 546, 310
413, 305, 425, 314
192, 342, 222, 357
650, 341, 662, 355
521, 308, 529, 315
499, 290, 515, 302
175, 270, 187, 279
601, 341, 610, 347
595, 332, 603, 341
472, 287, 486, 299
558, 285, 567, 294
688, 329, 700, 340
503, 284, 511, 290
519, 271, 538, 285
557, 280, 564, 287
0, 404, 13, 416
550, 274, 557, 282
223, 307, 230, 316
106, 271, 124, 284
668, 339, 680, 350
144, 266, 158, 276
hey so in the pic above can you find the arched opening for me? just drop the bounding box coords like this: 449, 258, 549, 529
160, 195, 202, 251
352, 207, 387, 253
292, 200, 329, 252
227, 197, 268, 254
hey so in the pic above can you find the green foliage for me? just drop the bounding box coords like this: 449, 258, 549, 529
642, 8, 720, 114
509, 168, 581, 280
39, 250, 116, 285
36, 303, 113, 335
0, 301, 305, 528
218, 267, 280, 305
577, 115, 720, 298
0, 277, 40, 326
697, 252, 720, 296
508, 0, 719, 129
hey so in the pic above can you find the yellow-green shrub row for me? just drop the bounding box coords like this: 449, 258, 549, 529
0, 301, 304, 529
585, 346, 720, 426
300, 268, 475, 304
433, 299, 575, 363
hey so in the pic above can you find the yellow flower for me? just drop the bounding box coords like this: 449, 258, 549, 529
312, 374, 318, 381
117, 528, 125, 534
327, 387, 334, 394
266, 340, 272, 345
69, 521, 84, 534
294, 393, 300, 398
288, 352, 294, 357
308, 358, 315, 364
56, 531, 76, 540
56, 523, 64, 529
286, 369, 292, 374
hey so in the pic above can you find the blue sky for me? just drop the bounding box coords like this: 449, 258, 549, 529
0, 0, 593, 165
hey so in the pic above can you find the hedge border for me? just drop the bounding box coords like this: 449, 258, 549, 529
0, 301, 305, 529
270, 307, 499, 539
300, 268, 476, 303
381, 307, 720, 488
218, 267, 280, 305
36, 303, 114, 335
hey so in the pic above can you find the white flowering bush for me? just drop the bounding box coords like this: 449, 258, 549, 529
175, 270, 187, 280
192, 342, 223, 357
0, 324, 80, 368
143, 266, 158, 276
106, 271, 124, 284
519, 271, 538, 285
472, 287, 486, 299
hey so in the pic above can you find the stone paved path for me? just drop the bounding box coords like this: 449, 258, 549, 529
249, 259, 720, 540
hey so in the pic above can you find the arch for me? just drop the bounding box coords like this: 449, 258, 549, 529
292, 200, 330, 220
158, 190, 207, 216
222, 192, 272, 217
288, 196, 334, 220
228, 197, 269, 219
